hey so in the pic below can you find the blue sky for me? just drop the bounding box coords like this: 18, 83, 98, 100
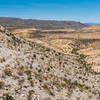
0, 0, 100, 22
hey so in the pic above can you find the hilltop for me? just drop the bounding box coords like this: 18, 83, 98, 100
0, 25, 99, 100
0, 17, 86, 30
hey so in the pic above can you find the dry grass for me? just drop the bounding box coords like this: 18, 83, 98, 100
11, 28, 100, 73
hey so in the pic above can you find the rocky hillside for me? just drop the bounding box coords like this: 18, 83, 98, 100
0, 17, 86, 30
0, 25, 99, 100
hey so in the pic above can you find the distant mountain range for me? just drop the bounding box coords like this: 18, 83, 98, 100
0, 17, 87, 30
85, 23, 100, 26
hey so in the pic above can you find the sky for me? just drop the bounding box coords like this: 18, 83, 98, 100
0, 0, 100, 23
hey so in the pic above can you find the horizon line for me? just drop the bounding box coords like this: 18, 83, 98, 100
0, 16, 100, 24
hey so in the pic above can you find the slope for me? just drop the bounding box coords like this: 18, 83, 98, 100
0, 25, 99, 100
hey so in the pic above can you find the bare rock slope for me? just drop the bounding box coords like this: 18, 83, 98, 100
0, 25, 99, 100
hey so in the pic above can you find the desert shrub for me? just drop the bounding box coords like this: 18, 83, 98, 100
27, 90, 34, 100
71, 48, 79, 55
0, 58, 5, 63
25, 70, 31, 77
43, 84, 54, 96
4, 68, 12, 76
0, 81, 5, 89
17, 66, 24, 76
18, 78, 25, 85
3, 94, 14, 100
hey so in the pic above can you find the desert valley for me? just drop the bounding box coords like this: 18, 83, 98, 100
0, 17, 99, 100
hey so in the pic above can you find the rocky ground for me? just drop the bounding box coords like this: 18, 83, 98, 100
0, 25, 100, 100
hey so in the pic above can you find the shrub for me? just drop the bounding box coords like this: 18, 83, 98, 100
0, 58, 5, 63
4, 68, 12, 76
0, 81, 5, 89
27, 90, 34, 100
71, 48, 79, 55
43, 84, 54, 96
3, 94, 14, 100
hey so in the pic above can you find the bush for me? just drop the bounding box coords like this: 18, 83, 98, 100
3, 94, 14, 100
71, 48, 79, 55
4, 68, 12, 76
0, 81, 5, 89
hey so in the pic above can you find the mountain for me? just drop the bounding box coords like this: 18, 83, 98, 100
0, 25, 99, 100
85, 23, 100, 26
0, 17, 86, 30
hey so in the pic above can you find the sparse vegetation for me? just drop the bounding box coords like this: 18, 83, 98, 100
43, 84, 54, 96
17, 66, 24, 76
71, 48, 79, 55
27, 90, 35, 100
0, 25, 99, 100
0, 58, 5, 63
4, 68, 12, 76
0, 81, 5, 89
3, 94, 14, 100
18, 77, 25, 85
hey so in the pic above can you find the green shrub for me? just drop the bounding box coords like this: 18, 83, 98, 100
3, 94, 14, 100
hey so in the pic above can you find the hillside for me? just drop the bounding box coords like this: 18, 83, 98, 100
11, 27, 100, 74
0, 17, 86, 30
0, 25, 99, 100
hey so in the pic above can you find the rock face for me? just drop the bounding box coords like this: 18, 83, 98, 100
0, 25, 99, 100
